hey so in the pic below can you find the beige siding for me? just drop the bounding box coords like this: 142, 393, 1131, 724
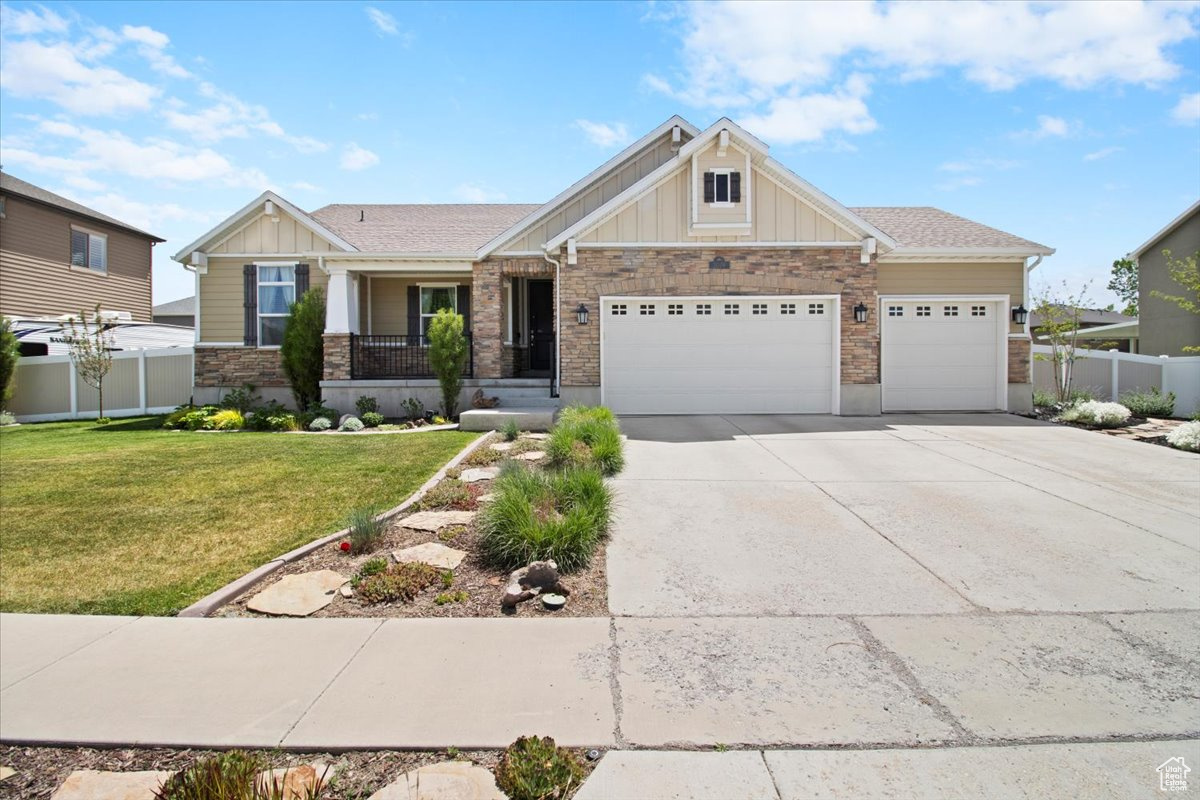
0, 194, 154, 320
198, 257, 329, 342
364, 276, 469, 335
7, 360, 71, 416
209, 213, 336, 255
498, 132, 687, 252
693, 141, 750, 226
878, 261, 1024, 334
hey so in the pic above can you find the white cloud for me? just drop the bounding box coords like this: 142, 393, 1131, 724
163, 83, 328, 153
574, 119, 631, 148
58, 190, 202, 232
365, 6, 399, 35
455, 183, 508, 203
120, 24, 168, 49
0, 39, 159, 115
0, 5, 69, 36
1014, 114, 1074, 139
739, 75, 876, 144
1171, 91, 1200, 124
1083, 146, 1123, 161
121, 24, 191, 78
355, 112, 379, 121
340, 142, 379, 171
62, 173, 106, 191
938, 157, 1021, 172
291, 181, 321, 192
936, 175, 984, 192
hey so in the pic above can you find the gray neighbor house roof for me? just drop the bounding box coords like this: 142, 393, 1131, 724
152, 296, 195, 316
0, 171, 165, 241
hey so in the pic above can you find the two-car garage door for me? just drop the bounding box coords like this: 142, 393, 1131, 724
602, 296, 836, 415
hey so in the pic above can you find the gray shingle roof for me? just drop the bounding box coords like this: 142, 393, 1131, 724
851, 206, 1050, 251
153, 296, 195, 316
0, 171, 165, 241
310, 204, 541, 254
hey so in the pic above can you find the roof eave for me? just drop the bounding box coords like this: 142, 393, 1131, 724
2, 184, 165, 242
1129, 198, 1200, 259
879, 246, 1055, 262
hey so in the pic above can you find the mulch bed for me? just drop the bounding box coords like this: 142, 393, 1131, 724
0, 744, 600, 799
219, 433, 609, 619
1023, 410, 1189, 449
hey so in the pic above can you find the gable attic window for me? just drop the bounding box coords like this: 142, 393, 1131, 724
703, 170, 742, 205
70, 227, 107, 273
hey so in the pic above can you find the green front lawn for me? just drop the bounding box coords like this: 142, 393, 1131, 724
0, 418, 478, 615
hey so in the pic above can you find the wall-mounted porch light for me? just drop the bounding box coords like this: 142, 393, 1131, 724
1011, 304, 1028, 325
576, 304, 589, 325
853, 302, 869, 324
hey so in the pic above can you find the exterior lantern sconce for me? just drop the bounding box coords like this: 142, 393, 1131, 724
853, 302, 869, 324
1012, 304, 1028, 325
576, 303, 589, 325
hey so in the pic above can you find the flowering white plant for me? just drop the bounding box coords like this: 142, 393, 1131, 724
309, 416, 332, 431
340, 416, 365, 432
1166, 420, 1200, 452
1059, 400, 1131, 428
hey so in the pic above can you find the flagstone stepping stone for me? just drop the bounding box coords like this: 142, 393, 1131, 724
247, 570, 346, 617
525, 433, 550, 440
490, 441, 515, 452
393, 542, 467, 570
477, 493, 495, 504
51, 769, 172, 800
258, 763, 335, 799
515, 450, 545, 461
460, 467, 500, 483
0, 767, 15, 782
400, 510, 476, 531
368, 761, 505, 800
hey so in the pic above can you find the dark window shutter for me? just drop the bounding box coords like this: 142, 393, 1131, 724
457, 285, 471, 333
407, 285, 420, 339
295, 263, 309, 298
243, 264, 257, 346
731, 172, 742, 202
703, 171, 715, 203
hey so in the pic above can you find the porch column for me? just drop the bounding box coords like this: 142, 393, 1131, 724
323, 267, 354, 382
472, 260, 503, 379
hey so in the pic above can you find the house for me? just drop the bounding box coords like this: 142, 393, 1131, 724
1130, 199, 1200, 357
152, 295, 196, 328
174, 116, 1053, 417
0, 171, 165, 322
1031, 305, 1137, 352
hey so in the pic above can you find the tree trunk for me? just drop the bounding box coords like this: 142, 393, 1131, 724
98, 380, 104, 420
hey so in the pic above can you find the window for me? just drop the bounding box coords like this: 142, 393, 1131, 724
420, 285, 458, 335
611, 303, 627, 316
696, 303, 712, 315
781, 303, 797, 315
668, 303, 684, 315
808, 303, 824, 315
258, 264, 295, 346
639, 303, 656, 315
971, 305, 988, 317
70, 227, 107, 272
916, 305, 931, 317
724, 303, 740, 315
703, 170, 742, 204
943, 305, 959, 317
752, 303, 768, 315
888, 305, 904, 317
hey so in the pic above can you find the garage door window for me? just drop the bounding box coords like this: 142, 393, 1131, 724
696, 304, 712, 315
781, 303, 796, 315
916, 305, 931, 317
971, 305, 988, 317
943, 305, 959, 317
752, 303, 768, 315
667, 303, 684, 315
808, 303, 825, 315
611, 304, 627, 316
639, 304, 655, 315
724, 303, 740, 315
888, 305, 904, 317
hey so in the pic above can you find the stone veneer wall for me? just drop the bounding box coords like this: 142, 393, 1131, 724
473, 258, 555, 381
323, 333, 351, 381
194, 346, 288, 388
1008, 337, 1031, 384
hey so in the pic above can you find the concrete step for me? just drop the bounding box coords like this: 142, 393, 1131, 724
459, 406, 558, 432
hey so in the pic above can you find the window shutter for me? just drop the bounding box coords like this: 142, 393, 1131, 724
243, 265, 258, 346
407, 285, 420, 339
730, 172, 741, 202
457, 285, 471, 333
703, 171, 715, 203
295, 263, 310, 297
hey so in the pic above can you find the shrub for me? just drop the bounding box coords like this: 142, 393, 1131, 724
546, 406, 624, 476
0, 410, 14, 426
1032, 388, 1057, 409
495, 735, 585, 800
299, 403, 339, 429
463, 445, 505, 467
359, 557, 389, 577
309, 416, 332, 431
416, 479, 478, 511
247, 401, 289, 431
347, 507, 384, 554
340, 416, 365, 432
356, 562, 440, 603
209, 409, 245, 431
558, 405, 616, 426
219, 383, 260, 413
361, 411, 385, 428
280, 287, 325, 411
1066, 386, 1098, 405
1166, 420, 1200, 452
355, 395, 378, 416
479, 463, 613, 572
434, 590, 469, 605
428, 308, 468, 418
181, 406, 219, 431
432, 415, 449, 425
154, 751, 261, 800
401, 397, 423, 421
500, 419, 521, 441
163, 405, 196, 429
1058, 400, 1132, 428
1120, 387, 1177, 418
0, 316, 18, 410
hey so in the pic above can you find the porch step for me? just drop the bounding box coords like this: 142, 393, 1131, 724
459, 406, 559, 433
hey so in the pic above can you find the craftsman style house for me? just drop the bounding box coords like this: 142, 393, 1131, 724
175, 116, 1053, 416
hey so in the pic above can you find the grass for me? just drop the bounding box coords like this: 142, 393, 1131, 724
0, 416, 477, 615
546, 406, 624, 476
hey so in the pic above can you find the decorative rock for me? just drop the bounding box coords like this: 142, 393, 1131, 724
50, 770, 172, 800
477, 493, 495, 504
257, 763, 335, 799
459, 467, 500, 483
472, 388, 500, 409
0, 766, 15, 782
368, 761, 505, 800
515, 450, 545, 461
339, 585, 354, 598
501, 560, 569, 609
525, 560, 560, 589
400, 510, 476, 531
526, 433, 550, 440
247, 570, 346, 617
393, 542, 468, 570
490, 441, 514, 452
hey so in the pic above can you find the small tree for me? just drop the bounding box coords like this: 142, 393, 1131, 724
280, 287, 325, 410
0, 316, 19, 410
1032, 283, 1092, 404
1150, 248, 1200, 353
64, 306, 116, 420
427, 308, 468, 418
1107, 257, 1138, 316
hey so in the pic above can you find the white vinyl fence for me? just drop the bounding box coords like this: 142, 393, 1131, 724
7, 347, 194, 422
1031, 344, 1200, 417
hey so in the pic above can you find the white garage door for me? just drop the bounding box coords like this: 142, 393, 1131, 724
881, 299, 1005, 412
601, 296, 836, 415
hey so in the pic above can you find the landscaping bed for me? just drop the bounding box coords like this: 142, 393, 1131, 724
1024, 389, 1199, 452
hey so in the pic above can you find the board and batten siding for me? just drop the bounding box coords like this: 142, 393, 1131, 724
877, 261, 1025, 334
693, 141, 748, 226
576, 166, 859, 245
0, 194, 154, 320
198, 256, 329, 342
208, 213, 337, 255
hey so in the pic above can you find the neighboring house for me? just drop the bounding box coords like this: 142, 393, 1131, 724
0, 171, 165, 322
174, 116, 1053, 416
1031, 305, 1137, 352
153, 295, 196, 328
1131, 199, 1200, 357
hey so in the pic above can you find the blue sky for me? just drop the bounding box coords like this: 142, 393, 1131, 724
1, 1, 1198, 306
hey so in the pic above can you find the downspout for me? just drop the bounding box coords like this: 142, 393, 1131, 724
1024, 255, 1043, 337
543, 249, 561, 398
181, 263, 200, 344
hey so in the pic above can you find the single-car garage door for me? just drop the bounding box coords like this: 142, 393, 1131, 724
601, 296, 837, 415
881, 298, 1006, 412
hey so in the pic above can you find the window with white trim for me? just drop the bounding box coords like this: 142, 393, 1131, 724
943, 305, 959, 317
420, 285, 457, 335
916, 305, 931, 317
888, 305, 904, 317
752, 303, 768, 315
70, 227, 107, 272
667, 303, 683, 315
611, 303, 627, 316
258, 264, 295, 346
971, 305, 987, 317
780, 303, 796, 315
639, 303, 655, 315
724, 303, 740, 315
696, 303, 712, 315
808, 303, 824, 315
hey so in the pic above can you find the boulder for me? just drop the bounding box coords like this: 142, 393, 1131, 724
472, 388, 500, 409
247, 570, 346, 617
257, 763, 335, 800
50, 770, 172, 800
525, 560, 560, 589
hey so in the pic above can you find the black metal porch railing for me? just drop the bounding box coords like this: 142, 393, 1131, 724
350, 334, 474, 379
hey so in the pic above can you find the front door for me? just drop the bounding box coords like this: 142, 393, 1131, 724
527, 280, 554, 372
